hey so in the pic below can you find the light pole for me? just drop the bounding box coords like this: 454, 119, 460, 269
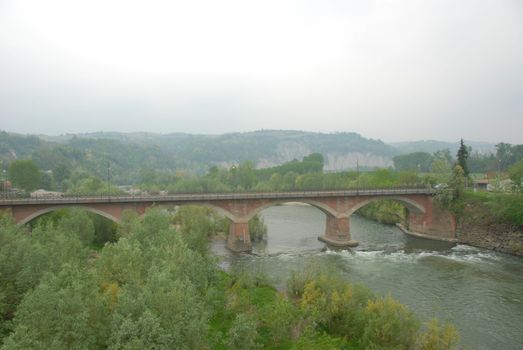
356, 159, 360, 193
107, 161, 111, 198
1, 169, 5, 195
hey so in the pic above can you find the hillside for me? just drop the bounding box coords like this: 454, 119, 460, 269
1, 130, 398, 180
0, 130, 494, 185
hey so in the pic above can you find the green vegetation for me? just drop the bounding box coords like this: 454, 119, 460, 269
138, 159, 428, 194
7, 159, 41, 192
2, 130, 521, 200
509, 159, 523, 192
0, 208, 459, 349
357, 199, 407, 225
0, 130, 396, 185
461, 191, 523, 229
432, 161, 523, 229
393, 152, 433, 172
249, 215, 268, 242
456, 139, 470, 177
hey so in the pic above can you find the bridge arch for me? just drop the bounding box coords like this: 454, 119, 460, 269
146, 202, 239, 222
245, 199, 340, 221
350, 196, 426, 215
17, 205, 121, 226
184, 202, 239, 222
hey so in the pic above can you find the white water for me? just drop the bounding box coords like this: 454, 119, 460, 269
211, 205, 523, 350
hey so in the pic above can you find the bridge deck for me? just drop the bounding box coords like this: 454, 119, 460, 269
0, 188, 434, 206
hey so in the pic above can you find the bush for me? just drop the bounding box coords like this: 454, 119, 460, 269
227, 313, 261, 350
416, 319, 459, 350
361, 295, 419, 349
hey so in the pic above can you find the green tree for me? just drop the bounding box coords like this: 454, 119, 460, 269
449, 165, 465, 199
7, 159, 41, 191
509, 159, 523, 192
416, 319, 459, 350
291, 329, 346, 350
248, 215, 267, 242
393, 152, 433, 172
53, 162, 71, 190
227, 313, 260, 350
260, 297, 298, 347
431, 150, 452, 175
39, 171, 54, 190
456, 139, 470, 177
435, 165, 466, 216
0, 216, 88, 341
495, 142, 513, 170
282, 172, 298, 190
2, 265, 103, 349
361, 295, 419, 349
58, 209, 96, 245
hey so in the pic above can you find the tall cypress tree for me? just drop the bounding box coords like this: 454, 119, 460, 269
456, 139, 470, 177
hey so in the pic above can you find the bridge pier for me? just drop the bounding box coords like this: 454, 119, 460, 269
318, 215, 359, 248
406, 205, 456, 241
227, 221, 252, 253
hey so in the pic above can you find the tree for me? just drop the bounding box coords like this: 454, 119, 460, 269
431, 150, 452, 176
509, 159, 523, 192
495, 142, 513, 171
456, 139, 470, 177
434, 164, 466, 214
57, 209, 96, 246
3, 265, 102, 349
53, 162, 71, 190
361, 295, 419, 349
7, 159, 41, 191
393, 152, 432, 172
227, 313, 260, 350
236, 161, 257, 190
39, 171, 54, 190
416, 319, 459, 350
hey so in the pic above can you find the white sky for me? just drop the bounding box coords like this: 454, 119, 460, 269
1, 0, 522, 143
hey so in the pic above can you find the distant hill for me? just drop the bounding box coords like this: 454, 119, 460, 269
0, 130, 498, 184
39, 130, 398, 171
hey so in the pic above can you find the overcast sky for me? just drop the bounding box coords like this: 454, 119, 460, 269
1, 0, 522, 143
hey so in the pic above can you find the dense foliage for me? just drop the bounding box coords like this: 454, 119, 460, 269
0, 208, 459, 349
7, 160, 41, 192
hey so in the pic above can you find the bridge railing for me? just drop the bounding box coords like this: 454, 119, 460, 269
0, 185, 436, 204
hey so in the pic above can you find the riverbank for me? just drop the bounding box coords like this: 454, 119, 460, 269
456, 194, 523, 256
457, 224, 523, 256
354, 194, 523, 257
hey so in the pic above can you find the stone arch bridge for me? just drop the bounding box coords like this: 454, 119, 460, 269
0, 189, 456, 252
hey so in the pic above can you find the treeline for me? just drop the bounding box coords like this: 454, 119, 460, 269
3, 152, 430, 195
393, 142, 523, 174
0, 208, 459, 349
139, 155, 427, 194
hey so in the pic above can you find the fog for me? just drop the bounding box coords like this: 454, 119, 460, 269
1, 0, 522, 143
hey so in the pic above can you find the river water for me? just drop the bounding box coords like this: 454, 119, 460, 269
211, 204, 523, 350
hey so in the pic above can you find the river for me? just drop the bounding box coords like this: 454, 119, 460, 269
211, 204, 523, 350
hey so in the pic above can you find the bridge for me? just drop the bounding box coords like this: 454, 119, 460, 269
0, 188, 456, 252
